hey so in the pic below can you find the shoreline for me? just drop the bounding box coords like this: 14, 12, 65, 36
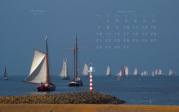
0, 104, 179, 112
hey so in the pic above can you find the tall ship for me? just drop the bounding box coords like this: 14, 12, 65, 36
59, 59, 70, 80
106, 66, 111, 76
4, 65, 8, 80
23, 38, 56, 91
68, 36, 83, 86
133, 68, 139, 76
82, 63, 89, 77
169, 69, 174, 76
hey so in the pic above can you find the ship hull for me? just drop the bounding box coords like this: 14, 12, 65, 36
37, 84, 56, 91
68, 80, 83, 86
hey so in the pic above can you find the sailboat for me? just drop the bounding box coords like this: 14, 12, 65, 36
152, 71, 155, 77
169, 69, 174, 76
82, 63, 89, 77
125, 66, 129, 77
116, 70, 122, 77
68, 36, 83, 86
4, 65, 8, 80
158, 69, 163, 76
133, 68, 139, 76
133, 68, 138, 76
59, 59, 70, 80
155, 69, 158, 76
106, 66, 111, 76
23, 38, 56, 91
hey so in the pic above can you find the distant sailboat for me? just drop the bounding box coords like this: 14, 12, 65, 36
116, 70, 122, 77
141, 72, 144, 77
133, 68, 139, 76
169, 69, 174, 76
152, 71, 155, 77
106, 66, 111, 76
125, 66, 129, 77
68, 36, 83, 86
143, 70, 148, 76
59, 59, 70, 80
82, 63, 89, 77
158, 69, 163, 76
4, 65, 8, 80
23, 38, 56, 91
155, 69, 158, 76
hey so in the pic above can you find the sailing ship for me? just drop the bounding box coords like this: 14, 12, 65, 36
68, 36, 83, 86
4, 65, 8, 80
106, 66, 111, 76
59, 59, 70, 80
133, 68, 139, 76
116, 70, 122, 77
23, 38, 56, 91
125, 66, 129, 77
152, 71, 155, 77
82, 63, 89, 77
158, 69, 163, 76
169, 69, 174, 76
155, 69, 158, 76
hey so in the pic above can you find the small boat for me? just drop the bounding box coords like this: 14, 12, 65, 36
169, 69, 174, 76
106, 66, 111, 76
116, 70, 122, 77
82, 63, 89, 77
4, 65, 8, 80
152, 71, 155, 77
23, 38, 56, 91
59, 59, 70, 80
155, 69, 158, 76
133, 68, 139, 76
158, 69, 163, 76
125, 66, 130, 77
68, 36, 83, 86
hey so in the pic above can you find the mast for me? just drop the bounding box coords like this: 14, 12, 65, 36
4, 65, 7, 78
73, 38, 76, 80
75, 35, 78, 79
46, 38, 50, 83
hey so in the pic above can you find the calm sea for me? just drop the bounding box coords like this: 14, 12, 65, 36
0, 75, 179, 105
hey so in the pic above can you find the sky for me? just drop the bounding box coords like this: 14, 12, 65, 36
0, 0, 179, 77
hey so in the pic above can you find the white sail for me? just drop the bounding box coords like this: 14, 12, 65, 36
106, 66, 111, 76
82, 64, 88, 76
143, 70, 148, 76
125, 66, 129, 77
24, 50, 47, 84
155, 69, 158, 75
141, 72, 144, 76
59, 60, 68, 78
158, 69, 162, 75
133, 68, 139, 76
152, 71, 155, 77
116, 70, 122, 77
169, 69, 174, 76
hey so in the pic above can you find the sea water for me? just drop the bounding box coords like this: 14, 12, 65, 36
0, 75, 179, 105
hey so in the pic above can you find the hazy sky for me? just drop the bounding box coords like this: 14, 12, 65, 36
0, 0, 178, 76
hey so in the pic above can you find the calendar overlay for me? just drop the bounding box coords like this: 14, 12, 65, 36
96, 10, 158, 50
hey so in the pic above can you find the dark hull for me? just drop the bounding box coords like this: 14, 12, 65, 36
68, 80, 83, 86
37, 85, 56, 91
